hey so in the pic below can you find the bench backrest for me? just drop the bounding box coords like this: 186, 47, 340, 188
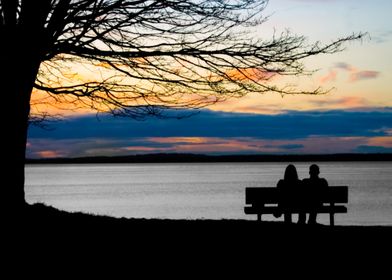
320, 186, 348, 204
246, 187, 280, 204
245, 186, 348, 205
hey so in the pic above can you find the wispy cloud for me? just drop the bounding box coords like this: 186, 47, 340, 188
319, 69, 337, 84
319, 62, 380, 84
371, 30, 392, 44
307, 96, 370, 108
349, 70, 380, 82
334, 62, 355, 71
276, 144, 305, 150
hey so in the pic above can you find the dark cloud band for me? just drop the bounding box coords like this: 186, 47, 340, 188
27, 108, 392, 157
28, 108, 392, 140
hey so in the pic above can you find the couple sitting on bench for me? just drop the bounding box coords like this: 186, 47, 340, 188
276, 164, 327, 225
244, 164, 347, 226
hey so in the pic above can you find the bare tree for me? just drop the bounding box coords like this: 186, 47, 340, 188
0, 0, 363, 209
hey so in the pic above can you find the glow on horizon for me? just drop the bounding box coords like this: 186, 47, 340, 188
27, 135, 392, 159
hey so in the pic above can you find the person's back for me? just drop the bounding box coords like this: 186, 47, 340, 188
277, 179, 302, 203
302, 164, 328, 224
276, 164, 303, 223
302, 177, 328, 193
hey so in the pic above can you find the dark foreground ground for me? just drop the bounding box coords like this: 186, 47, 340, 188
7, 203, 391, 274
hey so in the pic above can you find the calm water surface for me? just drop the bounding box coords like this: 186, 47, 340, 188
25, 162, 392, 226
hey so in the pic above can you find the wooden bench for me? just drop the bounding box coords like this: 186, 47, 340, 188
244, 186, 348, 226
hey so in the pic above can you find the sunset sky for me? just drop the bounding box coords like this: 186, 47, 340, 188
27, 0, 392, 158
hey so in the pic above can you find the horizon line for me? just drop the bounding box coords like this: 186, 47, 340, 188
25, 152, 392, 163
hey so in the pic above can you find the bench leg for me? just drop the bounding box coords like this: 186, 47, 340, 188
330, 213, 335, 226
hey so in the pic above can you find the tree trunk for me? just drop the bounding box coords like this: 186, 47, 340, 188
1, 55, 41, 214
0, 1, 53, 216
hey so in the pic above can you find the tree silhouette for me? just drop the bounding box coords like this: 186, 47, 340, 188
0, 0, 363, 210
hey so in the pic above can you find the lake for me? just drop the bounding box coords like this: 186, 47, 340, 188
25, 161, 392, 226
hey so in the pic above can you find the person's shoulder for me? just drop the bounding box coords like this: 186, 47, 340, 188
320, 178, 328, 186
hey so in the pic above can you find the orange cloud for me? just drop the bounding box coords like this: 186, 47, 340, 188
319, 69, 337, 84
145, 137, 302, 154
225, 68, 276, 82
36, 150, 64, 158
30, 88, 96, 116
336, 97, 369, 107
124, 146, 171, 152
367, 136, 392, 147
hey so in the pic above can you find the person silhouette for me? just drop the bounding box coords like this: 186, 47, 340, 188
302, 164, 328, 225
275, 164, 305, 224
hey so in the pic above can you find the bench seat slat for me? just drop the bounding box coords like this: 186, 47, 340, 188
244, 205, 347, 215
246, 186, 348, 204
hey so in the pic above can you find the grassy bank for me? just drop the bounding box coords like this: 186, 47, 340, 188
19, 203, 392, 244
7, 203, 390, 271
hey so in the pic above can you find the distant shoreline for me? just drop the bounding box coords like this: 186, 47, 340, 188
25, 152, 392, 164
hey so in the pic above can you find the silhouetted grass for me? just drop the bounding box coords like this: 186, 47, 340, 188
9, 203, 391, 270
21, 203, 392, 243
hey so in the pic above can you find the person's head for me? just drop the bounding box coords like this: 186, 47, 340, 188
284, 164, 298, 181
309, 164, 320, 178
